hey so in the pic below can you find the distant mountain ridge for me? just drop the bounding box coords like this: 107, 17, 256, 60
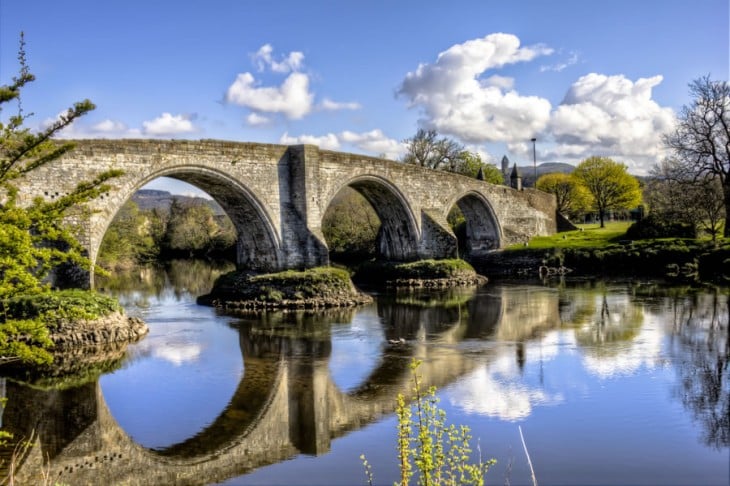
132, 189, 224, 215
509, 162, 575, 187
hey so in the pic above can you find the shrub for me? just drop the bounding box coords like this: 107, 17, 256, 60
361, 359, 495, 485
625, 213, 695, 239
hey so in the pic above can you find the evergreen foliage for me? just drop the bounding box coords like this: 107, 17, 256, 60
0, 33, 120, 365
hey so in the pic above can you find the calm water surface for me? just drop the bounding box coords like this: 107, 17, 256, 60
2, 260, 728, 485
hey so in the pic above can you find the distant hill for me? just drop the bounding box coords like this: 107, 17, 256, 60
131, 189, 225, 215
511, 162, 575, 187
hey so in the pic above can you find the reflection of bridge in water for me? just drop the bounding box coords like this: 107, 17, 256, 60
3, 286, 564, 485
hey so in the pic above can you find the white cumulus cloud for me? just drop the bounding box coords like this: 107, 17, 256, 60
226, 71, 314, 120
280, 131, 340, 150
319, 98, 362, 111
142, 113, 196, 136
279, 129, 404, 159
246, 112, 271, 126
92, 119, 129, 133
340, 129, 405, 159
549, 73, 676, 171
252, 43, 304, 73
399, 33, 553, 144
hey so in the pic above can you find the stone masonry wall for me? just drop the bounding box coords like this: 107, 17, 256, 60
13, 139, 556, 283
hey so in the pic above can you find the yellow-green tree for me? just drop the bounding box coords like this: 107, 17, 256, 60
573, 156, 642, 227
1, 34, 120, 365
536, 172, 590, 219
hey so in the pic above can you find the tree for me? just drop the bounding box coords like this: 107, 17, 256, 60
451, 151, 504, 184
98, 200, 159, 270
402, 129, 463, 170
322, 187, 380, 260
646, 158, 725, 240
536, 172, 591, 219
0, 33, 120, 364
573, 156, 642, 227
162, 199, 221, 256
664, 76, 730, 236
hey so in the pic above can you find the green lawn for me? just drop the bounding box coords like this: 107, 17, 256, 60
510, 221, 632, 249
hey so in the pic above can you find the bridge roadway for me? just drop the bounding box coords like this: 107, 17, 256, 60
3, 285, 564, 485
14, 140, 556, 283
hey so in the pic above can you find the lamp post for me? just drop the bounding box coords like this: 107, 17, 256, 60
531, 137, 537, 184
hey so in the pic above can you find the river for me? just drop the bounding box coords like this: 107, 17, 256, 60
1, 259, 728, 485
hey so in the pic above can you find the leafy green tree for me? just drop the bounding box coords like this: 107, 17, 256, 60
322, 187, 380, 260
451, 151, 504, 184
0, 34, 120, 365
536, 172, 590, 219
98, 200, 158, 270
573, 156, 642, 227
664, 76, 730, 237
161, 199, 228, 256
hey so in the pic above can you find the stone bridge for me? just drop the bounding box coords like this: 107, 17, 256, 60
15, 140, 556, 281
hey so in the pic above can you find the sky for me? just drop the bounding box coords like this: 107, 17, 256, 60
1, 0, 728, 196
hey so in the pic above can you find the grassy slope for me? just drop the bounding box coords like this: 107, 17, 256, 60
509, 222, 632, 249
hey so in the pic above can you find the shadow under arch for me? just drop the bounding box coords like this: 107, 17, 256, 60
327, 175, 420, 261
448, 191, 501, 260
92, 166, 282, 282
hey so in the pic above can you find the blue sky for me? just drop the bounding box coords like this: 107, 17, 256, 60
1, 0, 728, 193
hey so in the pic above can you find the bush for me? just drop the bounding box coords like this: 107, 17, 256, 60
1, 289, 122, 325
625, 214, 695, 239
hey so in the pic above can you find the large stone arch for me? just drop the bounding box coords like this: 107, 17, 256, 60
448, 191, 502, 260
325, 176, 420, 261
94, 166, 282, 276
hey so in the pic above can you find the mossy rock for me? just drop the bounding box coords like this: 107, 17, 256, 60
354, 259, 486, 288
198, 266, 373, 311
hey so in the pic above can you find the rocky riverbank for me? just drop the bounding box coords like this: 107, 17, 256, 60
2, 311, 148, 386
47, 312, 149, 348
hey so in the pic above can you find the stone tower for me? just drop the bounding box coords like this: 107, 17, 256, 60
501, 155, 510, 182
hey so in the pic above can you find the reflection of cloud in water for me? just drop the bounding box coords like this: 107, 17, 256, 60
582, 316, 665, 379
449, 336, 566, 421
134, 337, 203, 366
153, 344, 202, 366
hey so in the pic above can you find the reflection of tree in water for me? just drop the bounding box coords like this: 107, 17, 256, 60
559, 283, 644, 354
667, 290, 729, 449
165, 259, 235, 298
97, 259, 234, 304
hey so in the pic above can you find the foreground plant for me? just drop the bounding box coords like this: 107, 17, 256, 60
1, 33, 121, 365
362, 359, 495, 485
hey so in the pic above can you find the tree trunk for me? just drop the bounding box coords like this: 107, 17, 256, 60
599, 209, 605, 228
722, 177, 730, 238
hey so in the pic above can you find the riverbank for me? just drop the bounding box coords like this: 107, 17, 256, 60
0, 290, 148, 382
477, 238, 730, 282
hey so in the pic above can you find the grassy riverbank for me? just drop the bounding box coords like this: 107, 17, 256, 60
490, 222, 730, 281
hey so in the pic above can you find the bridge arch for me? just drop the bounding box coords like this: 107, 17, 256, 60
448, 191, 502, 260
95, 166, 282, 274
325, 175, 420, 261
